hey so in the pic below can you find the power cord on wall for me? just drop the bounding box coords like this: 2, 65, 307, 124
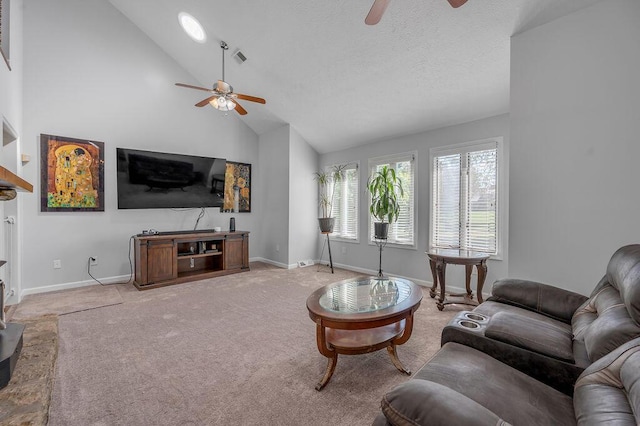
194, 207, 206, 230
87, 235, 135, 286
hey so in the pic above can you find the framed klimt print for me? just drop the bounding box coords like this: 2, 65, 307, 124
223, 161, 251, 212
40, 134, 105, 212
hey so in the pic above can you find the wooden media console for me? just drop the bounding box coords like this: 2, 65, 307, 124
134, 230, 249, 289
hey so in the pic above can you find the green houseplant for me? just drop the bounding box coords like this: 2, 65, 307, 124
314, 164, 348, 233
367, 165, 404, 239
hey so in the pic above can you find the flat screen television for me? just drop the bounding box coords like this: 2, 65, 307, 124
116, 148, 226, 209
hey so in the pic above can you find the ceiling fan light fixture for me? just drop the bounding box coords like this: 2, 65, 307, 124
178, 12, 206, 43
210, 96, 236, 112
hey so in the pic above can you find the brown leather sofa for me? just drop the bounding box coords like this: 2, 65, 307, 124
373, 337, 640, 425
440, 244, 640, 395
373, 244, 640, 425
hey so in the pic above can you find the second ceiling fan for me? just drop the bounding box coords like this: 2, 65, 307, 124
365, 0, 468, 25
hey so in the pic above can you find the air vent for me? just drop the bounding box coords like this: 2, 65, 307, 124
233, 50, 247, 64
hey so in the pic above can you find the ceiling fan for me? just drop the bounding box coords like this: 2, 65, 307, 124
365, 0, 468, 25
175, 41, 266, 115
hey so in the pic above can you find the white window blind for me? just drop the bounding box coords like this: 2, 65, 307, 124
330, 164, 358, 240
431, 141, 499, 255
369, 153, 416, 246
433, 154, 461, 248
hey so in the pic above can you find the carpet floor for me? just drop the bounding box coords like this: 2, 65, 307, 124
43, 263, 462, 425
0, 315, 58, 425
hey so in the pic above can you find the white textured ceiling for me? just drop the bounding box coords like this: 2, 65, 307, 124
108, 0, 600, 154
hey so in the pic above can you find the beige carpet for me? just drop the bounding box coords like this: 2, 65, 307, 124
15, 263, 464, 425
0, 315, 58, 426
10, 285, 123, 320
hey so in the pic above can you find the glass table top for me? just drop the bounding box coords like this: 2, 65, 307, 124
319, 277, 412, 314
426, 248, 491, 260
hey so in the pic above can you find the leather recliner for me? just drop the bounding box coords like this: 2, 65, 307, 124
441, 244, 640, 395
373, 336, 640, 425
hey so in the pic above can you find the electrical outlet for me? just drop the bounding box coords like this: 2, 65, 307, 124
90, 256, 98, 266
53, 259, 62, 269
276, 244, 280, 252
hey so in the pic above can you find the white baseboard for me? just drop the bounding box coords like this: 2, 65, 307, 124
249, 257, 297, 269
20, 274, 131, 299
22, 259, 487, 301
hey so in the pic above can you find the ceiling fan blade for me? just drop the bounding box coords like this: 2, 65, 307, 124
195, 95, 217, 108
234, 101, 248, 115
447, 0, 468, 8
365, 0, 390, 25
175, 83, 213, 92
234, 93, 266, 104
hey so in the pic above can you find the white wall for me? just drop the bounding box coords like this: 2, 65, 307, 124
20, 0, 261, 295
257, 124, 290, 267
288, 126, 318, 266
509, 0, 640, 294
0, 0, 25, 304
321, 114, 509, 290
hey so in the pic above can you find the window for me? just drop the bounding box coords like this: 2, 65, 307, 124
329, 163, 359, 240
368, 153, 416, 246
430, 139, 503, 256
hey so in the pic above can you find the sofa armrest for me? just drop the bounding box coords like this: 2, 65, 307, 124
380, 380, 507, 426
488, 278, 588, 323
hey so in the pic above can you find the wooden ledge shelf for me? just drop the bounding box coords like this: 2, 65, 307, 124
0, 167, 33, 192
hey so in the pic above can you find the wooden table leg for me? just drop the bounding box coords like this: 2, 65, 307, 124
476, 260, 488, 303
315, 353, 338, 391
435, 259, 446, 311
387, 344, 411, 375
314, 322, 339, 390
465, 264, 474, 299
428, 259, 438, 299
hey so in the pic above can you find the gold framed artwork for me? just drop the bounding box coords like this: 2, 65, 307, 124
223, 161, 251, 212
40, 134, 105, 212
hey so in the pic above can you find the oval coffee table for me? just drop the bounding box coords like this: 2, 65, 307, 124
306, 276, 422, 390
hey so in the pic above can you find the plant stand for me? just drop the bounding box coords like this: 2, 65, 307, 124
375, 237, 388, 277
318, 232, 334, 274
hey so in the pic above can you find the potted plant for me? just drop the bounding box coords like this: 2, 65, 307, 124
367, 165, 404, 240
314, 164, 348, 233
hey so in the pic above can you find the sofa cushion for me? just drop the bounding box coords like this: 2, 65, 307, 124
606, 244, 640, 323
573, 282, 640, 362
488, 278, 587, 323
573, 338, 640, 424
485, 311, 574, 362
380, 380, 507, 426
475, 300, 572, 327
412, 342, 575, 425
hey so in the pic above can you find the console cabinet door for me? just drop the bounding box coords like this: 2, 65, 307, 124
224, 234, 248, 270
147, 240, 177, 283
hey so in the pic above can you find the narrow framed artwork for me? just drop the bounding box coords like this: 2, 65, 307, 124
40, 134, 105, 212
223, 161, 251, 212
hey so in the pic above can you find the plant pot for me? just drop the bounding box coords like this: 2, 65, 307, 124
374, 222, 389, 240
318, 217, 335, 234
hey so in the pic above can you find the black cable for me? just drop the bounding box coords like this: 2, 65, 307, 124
194, 206, 206, 230
87, 235, 135, 286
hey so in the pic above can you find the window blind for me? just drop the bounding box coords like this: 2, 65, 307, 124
369, 154, 415, 246
433, 154, 461, 248
330, 164, 358, 240
431, 141, 498, 255
465, 149, 497, 253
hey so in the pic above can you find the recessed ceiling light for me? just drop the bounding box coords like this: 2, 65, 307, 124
178, 12, 206, 43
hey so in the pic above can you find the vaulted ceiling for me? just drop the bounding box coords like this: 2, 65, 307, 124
109, 0, 600, 154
